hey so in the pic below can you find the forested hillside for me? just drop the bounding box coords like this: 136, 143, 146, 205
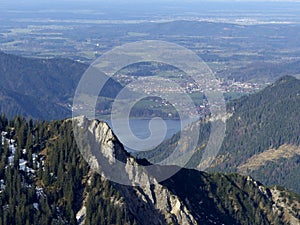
0, 115, 299, 224
0, 51, 123, 120
0, 51, 87, 119
136, 76, 300, 194
0, 115, 136, 225
214, 76, 300, 193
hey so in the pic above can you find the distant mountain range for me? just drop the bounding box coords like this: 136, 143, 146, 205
225, 61, 300, 83
0, 51, 87, 119
2, 50, 300, 122
0, 51, 123, 120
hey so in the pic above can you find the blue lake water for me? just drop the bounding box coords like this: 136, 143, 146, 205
106, 118, 196, 152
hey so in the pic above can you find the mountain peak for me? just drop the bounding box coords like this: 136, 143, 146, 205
272, 75, 299, 85
72, 116, 129, 166
1, 115, 299, 224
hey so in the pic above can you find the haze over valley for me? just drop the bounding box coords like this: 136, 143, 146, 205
0, 1, 299, 225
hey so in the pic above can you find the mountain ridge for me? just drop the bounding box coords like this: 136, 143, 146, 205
0, 51, 124, 120
73, 116, 300, 225
135, 75, 300, 194
1, 115, 299, 224
0, 50, 87, 119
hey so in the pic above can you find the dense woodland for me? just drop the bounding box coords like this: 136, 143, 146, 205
0, 115, 136, 225
0, 51, 123, 120
0, 114, 299, 225
136, 76, 300, 194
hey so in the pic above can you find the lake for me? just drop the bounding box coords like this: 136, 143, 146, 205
105, 118, 196, 152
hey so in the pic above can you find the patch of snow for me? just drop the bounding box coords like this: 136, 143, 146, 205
8, 155, 14, 165
1, 131, 7, 145
19, 159, 27, 171
76, 206, 86, 225
27, 167, 35, 174
9, 143, 16, 154
36, 187, 45, 197
0, 179, 5, 190
33, 203, 39, 210
32, 153, 37, 162
19, 162, 35, 174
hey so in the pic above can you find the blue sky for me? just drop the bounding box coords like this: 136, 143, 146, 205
3, 0, 300, 2
2, 0, 299, 11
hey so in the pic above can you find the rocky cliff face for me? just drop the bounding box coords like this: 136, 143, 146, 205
73, 116, 198, 225
72, 116, 300, 225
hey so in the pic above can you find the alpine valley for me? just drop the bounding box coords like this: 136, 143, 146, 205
136, 76, 300, 197
0, 52, 300, 225
1, 2, 300, 223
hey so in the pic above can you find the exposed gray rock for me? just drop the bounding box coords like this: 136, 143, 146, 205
72, 116, 197, 225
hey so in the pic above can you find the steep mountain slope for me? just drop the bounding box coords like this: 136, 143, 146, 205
0, 51, 123, 120
136, 76, 300, 194
0, 87, 72, 119
225, 60, 300, 83
212, 76, 300, 192
0, 115, 299, 225
0, 51, 87, 119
